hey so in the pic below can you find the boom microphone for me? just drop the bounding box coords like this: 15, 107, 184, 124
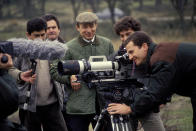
0, 38, 68, 62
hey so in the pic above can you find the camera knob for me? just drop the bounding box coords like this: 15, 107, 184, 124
1, 55, 8, 63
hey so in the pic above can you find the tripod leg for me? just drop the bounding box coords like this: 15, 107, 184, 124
93, 121, 101, 131
110, 115, 115, 130
94, 109, 107, 131
116, 123, 120, 131
125, 122, 129, 131
120, 116, 125, 131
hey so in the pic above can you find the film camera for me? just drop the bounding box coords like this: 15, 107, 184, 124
57, 52, 146, 131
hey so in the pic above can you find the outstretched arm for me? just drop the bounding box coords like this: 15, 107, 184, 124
8, 67, 36, 84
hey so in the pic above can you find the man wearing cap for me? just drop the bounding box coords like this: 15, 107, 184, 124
50, 12, 114, 131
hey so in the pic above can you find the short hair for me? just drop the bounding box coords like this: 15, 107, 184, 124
42, 14, 60, 29
123, 31, 152, 48
114, 16, 141, 35
27, 17, 47, 35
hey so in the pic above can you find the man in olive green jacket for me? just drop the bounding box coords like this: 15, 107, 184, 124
50, 12, 114, 131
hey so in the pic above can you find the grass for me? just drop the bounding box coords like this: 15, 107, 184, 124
160, 95, 193, 131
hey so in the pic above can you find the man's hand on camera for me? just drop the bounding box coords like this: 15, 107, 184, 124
70, 75, 81, 90
0, 53, 13, 69
20, 70, 36, 84
107, 103, 132, 115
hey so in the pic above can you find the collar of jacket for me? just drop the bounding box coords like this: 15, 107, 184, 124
58, 36, 65, 43
78, 35, 99, 47
147, 43, 156, 63
139, 43, 156, 74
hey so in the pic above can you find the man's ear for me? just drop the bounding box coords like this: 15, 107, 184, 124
76, 24, 80, 31
26, 32, 31, 39
95, 23, 98, 28
142, 43, 148, 51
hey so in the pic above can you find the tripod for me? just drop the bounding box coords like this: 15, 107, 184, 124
93, 79, 143, 131
94, 108, 136, 131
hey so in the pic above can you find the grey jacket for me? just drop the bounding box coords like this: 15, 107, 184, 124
9, 58, 65, 112
8, 39, 67, 112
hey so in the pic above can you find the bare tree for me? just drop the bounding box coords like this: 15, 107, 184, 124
171, 0, 188, 34
69, 0, 82, 20
78, 0, 101, 13
21, 0, 35, 18
155, 0, 162, 9
0, 0, 12, 18
105, 0, 118, 24
119, 0, 132, 16
87, 0, 97, 12
192, 0, 196, 25
40, 0, 46, 15
138, 0, 143, 10
95, 0, 101, 11
82, 0, 87, 10
0, 0, 3, 18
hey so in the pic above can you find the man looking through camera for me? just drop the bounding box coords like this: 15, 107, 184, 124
107, 31, 196, 131
110, 16, 165, 131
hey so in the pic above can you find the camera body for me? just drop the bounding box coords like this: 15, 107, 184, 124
58, 54, 145, 107
58, 53, 146, 131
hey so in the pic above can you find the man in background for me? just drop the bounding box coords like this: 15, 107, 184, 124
8, 17, 67, 131
42, 14, 65, 43
42, 13, 68, 122
50, 12, 114, 131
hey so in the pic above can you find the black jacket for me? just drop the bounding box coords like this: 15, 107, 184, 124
0, 69, 19, 119
131, 42, 196, 116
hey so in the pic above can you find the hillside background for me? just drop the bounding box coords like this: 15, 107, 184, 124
1, 0, 196, 130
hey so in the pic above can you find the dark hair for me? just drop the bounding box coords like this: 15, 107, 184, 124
114, 16, 141, 35
27, 17, 47, 35
42, 14, 60, 29
123, 31, 152, 48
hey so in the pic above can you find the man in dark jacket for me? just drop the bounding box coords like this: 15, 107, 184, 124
111, 16, 165, 131
107, 31, 196, 131
0, 53, 19, 130
0, 53, 18, 118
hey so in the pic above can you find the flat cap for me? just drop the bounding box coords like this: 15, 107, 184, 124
76, 12, 98, 23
